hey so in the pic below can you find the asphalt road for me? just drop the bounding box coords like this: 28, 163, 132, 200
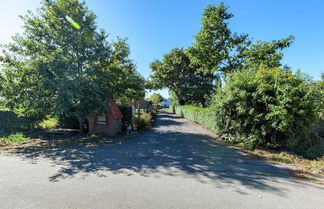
0, 109, 323, 209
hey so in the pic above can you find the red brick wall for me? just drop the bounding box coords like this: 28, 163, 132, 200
88, 100, 123, 136
88, 114, 122, 136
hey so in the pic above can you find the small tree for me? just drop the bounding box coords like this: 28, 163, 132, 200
148, 93, 163, 105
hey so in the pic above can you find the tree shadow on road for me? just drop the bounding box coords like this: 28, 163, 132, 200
4, 111, 323, 196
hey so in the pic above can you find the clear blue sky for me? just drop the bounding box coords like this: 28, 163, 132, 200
1, 0, 324, 98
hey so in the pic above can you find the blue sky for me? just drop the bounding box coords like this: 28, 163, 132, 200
1, 0, 324, 98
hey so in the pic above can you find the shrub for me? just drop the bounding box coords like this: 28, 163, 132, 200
0, 99, 6, 109
150, 106, 158, 116
134, 112, 153, 130
169, 105, 176, 114
0, 133, 31, 145
37, 117, 59, 129
0, 110, 35, 131
210, 68, 322, 150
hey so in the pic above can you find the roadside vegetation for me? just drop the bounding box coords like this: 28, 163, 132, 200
240, 149, 324, 175
0, 0, 322, 179
155, 3, 324, 175
0, 107, 59, 147
0, 0, 152, 148
0, 0, 145, 134
170, 105, 324, 175
0, 133, 31, 147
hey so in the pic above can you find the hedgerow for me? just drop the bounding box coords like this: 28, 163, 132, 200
170, 68, 323, 157
169, 105, 217, 132
0, 110, 33, 131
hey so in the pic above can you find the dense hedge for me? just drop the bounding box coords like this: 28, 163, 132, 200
169, 105, 217, 132
0, 110, 33, 131
170, 68, 323, 157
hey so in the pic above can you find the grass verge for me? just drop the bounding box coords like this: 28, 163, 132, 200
0, 133, 31, 146
235, 145, 324, 176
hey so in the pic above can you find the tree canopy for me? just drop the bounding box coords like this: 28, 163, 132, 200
149, 3, 295, 106
150, 48, 215, 106
147, 93, 163, 105
0, 0, 145, 129
188, 3, 250, 76
188, 3, 294, 76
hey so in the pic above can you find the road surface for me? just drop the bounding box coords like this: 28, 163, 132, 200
0, 109, 323, 209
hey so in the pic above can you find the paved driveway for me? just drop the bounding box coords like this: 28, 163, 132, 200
0, 109, 323, 209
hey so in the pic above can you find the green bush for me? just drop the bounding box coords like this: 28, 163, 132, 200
37, 117, 59, 129
150, 106, 158, 116
210, 68, 322, 150
169, 105, 176, 114
0, 99, 6, 110
0, 110, 35, 131
134, 112, 153, 130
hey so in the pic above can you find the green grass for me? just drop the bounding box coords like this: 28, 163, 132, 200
37, 117, 59, 129
0, 133, 31, 145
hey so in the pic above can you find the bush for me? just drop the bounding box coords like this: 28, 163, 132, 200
151, 109, 157, 116
210, 68, 322, 150
134, 112, 153, 130
0, 99, 6, 109
169, 105, 176, 114
0, 110, 35, 131
37, 117, 59, 129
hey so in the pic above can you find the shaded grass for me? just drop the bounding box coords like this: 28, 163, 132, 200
0, 133, 31, 146
0, 108, 59, 146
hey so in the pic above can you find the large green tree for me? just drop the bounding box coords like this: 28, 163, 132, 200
188, 3, 294, 77
188, 3, 250, 77
110, 38, 146, 104
150, 48, 214, 106
0, 0, 144, 130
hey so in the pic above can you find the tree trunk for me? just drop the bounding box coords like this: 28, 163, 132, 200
79, 119, 84, 134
